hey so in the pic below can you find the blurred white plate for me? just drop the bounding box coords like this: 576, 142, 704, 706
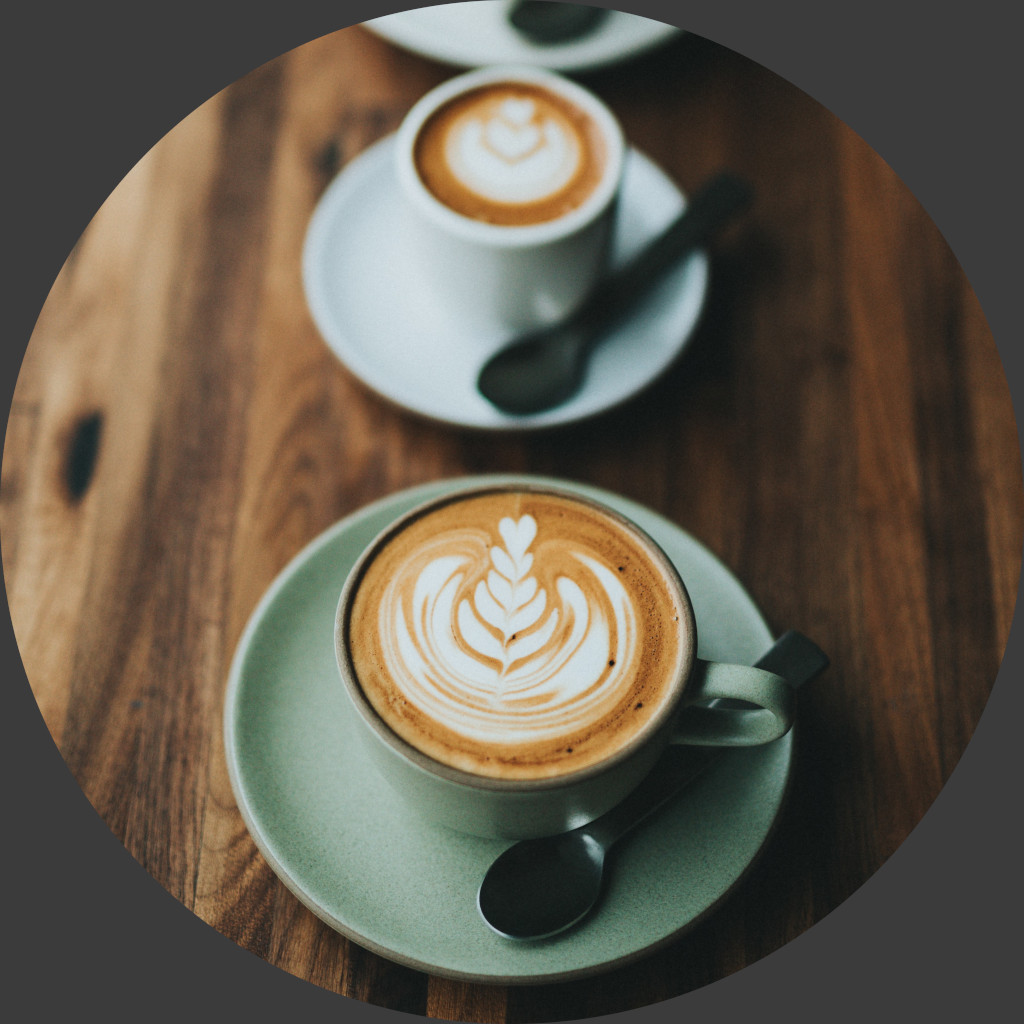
364, 1, 682, 72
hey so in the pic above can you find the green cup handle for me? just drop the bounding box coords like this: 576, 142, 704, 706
670, 660, 795, 746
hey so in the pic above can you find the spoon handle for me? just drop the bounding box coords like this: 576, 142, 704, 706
583, 631, 828, 850
572, 172, 753, 338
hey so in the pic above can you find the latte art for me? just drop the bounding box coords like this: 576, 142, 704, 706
413, 83, 608, 226
446, 98, 581, 206
346, 491, 687, 779
382, 514, 637, 745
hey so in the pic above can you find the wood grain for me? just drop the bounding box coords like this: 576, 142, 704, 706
4, 24, 1021, 1021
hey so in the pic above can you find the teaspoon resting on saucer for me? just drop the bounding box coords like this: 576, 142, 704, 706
506, 1, 609, 44
476, 172, 753, 416
477, 630, 829, 940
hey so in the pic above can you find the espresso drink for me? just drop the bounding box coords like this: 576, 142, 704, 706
345, 490, 688, 780
412, 82, 609, 227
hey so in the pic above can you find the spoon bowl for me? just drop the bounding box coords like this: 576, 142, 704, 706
478, 832, 606, 940
506, 1, 609, 44
477, 329, 589, 416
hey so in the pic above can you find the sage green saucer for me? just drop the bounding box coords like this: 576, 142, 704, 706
224, 476, 791, 984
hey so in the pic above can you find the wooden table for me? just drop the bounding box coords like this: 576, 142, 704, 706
5, 19, 1021, 1023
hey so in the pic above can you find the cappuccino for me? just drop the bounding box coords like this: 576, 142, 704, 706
344, 488, 688, 780
412, 82, 608, 227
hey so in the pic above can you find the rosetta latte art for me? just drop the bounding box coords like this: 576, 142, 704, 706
379, 514, 638, 745
445, 97, 581, 205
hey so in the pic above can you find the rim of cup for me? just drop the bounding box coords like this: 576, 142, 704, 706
394, 64, 626, 249
334, 482, 698, 794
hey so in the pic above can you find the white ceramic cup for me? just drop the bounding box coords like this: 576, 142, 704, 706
394, 64, 625, 333
335, 483, 795, 840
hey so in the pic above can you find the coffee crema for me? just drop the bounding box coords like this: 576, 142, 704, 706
346, 491, 688, 780
412, 83, 608, 227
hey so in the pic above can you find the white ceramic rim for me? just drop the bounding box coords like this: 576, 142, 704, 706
394, 63, 625, 248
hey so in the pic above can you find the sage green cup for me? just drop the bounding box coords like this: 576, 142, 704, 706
335, 484, 795, 839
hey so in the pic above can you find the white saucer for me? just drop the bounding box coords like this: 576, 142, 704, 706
224, 475, 792, 984
363, 2, 682, 73
302, 136, 709, 430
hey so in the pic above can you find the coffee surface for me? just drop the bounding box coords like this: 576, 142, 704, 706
346, 491, 688, 779
413, 83, 607, 226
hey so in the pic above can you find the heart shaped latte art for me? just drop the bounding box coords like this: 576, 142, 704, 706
484, 118, 542, 161
377, 514, 638, 745
443, 98, 582, 205
499, 97, 536, 125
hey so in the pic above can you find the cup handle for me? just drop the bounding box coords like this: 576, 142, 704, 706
670, 660, 795, 746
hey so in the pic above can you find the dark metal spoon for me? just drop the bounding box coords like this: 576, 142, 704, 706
506, 1, 609, 44
476, 172, 753, 416
477, 630, 829, 940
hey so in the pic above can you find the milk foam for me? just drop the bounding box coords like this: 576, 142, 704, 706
444, 98, 582, 204
379, 515, 638, 745
412, 83, 607, 226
